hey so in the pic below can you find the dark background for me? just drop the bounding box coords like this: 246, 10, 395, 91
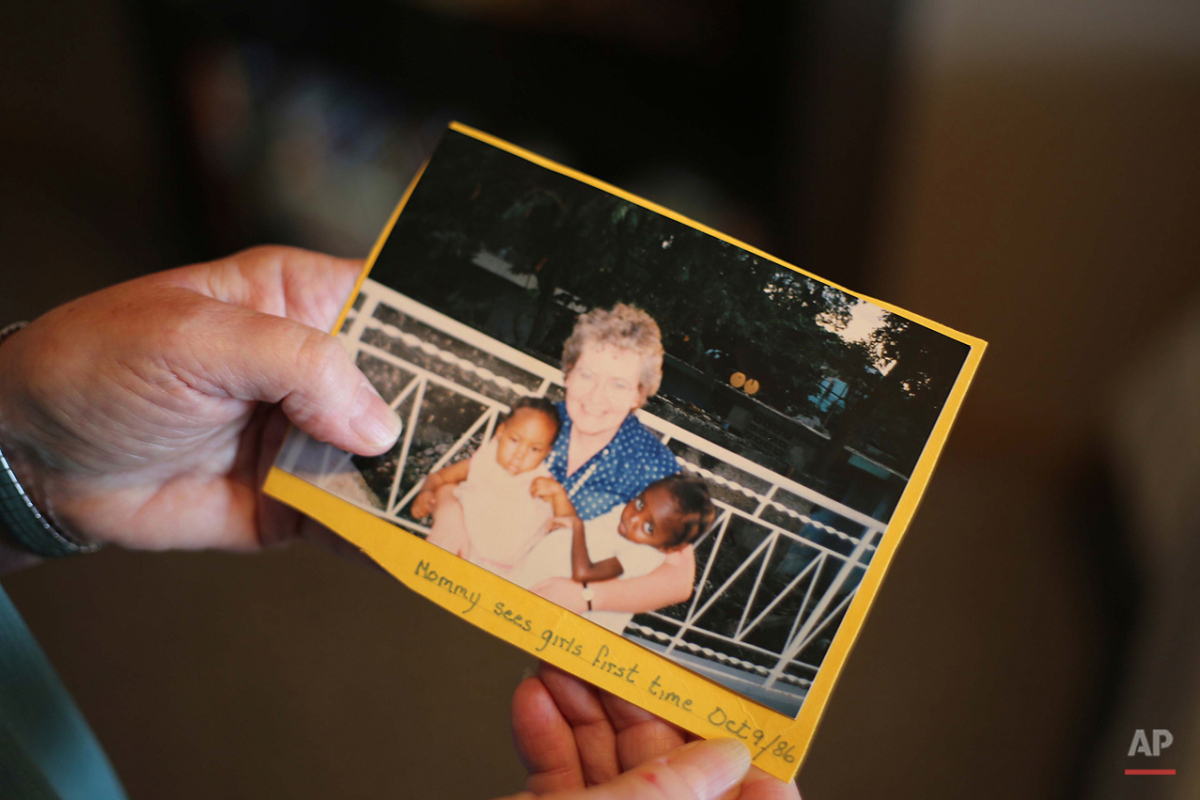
2, 1, 1199, 798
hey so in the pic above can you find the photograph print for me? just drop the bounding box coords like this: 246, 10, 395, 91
275, 126, 973, 717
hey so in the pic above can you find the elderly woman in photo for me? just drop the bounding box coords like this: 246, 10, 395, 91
425, 303, 695, 615
532, 303, 693, 615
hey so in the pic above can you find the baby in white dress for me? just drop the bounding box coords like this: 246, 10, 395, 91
412, 397, 561, 577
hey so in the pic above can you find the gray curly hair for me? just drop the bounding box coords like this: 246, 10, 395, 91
561, 304, 665, 401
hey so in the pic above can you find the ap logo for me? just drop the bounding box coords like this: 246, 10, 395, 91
1128, 729, 1173, 757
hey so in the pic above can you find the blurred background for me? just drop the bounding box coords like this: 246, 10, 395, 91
2, 0, 1198, 797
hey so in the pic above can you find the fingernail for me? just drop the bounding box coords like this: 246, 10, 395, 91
669, 739, 752, 798
350, 382, 402, 450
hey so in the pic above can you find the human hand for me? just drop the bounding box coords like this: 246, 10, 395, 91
530, 577, 588, 614
503, 663, 801, 799
0, 246, 401, 554
539, 515, 581, 537
530, 476, 566, 502
411, 487, 437, 519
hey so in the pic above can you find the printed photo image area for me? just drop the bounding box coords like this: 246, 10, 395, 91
276, 129, 972, 717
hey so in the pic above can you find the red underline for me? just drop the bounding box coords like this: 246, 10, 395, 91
1125, 769, 1176, 776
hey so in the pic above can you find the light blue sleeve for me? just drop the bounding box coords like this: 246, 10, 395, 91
0, 585, 127, 800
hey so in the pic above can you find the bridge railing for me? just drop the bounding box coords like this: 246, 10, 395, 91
277, 277, 887, 714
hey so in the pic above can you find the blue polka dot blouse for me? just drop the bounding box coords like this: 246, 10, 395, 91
544, 401, 681, 521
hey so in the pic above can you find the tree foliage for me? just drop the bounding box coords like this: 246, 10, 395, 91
376, 130, 968, 479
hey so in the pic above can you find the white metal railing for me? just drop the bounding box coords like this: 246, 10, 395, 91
277, 277, 887, 709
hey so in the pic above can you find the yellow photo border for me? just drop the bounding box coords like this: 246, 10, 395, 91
264, 121, 986, 782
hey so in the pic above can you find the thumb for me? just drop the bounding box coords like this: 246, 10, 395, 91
504, 739, 752, 800
179, 295, 402, 455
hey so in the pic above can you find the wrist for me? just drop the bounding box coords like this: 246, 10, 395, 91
0, 322, 98, 558
0, 322, 35, 483
0, 322, 45, 506
0, 354, 41, 571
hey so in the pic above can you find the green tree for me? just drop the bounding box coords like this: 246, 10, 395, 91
495, 194, 862, 412
811, 312, 968, 481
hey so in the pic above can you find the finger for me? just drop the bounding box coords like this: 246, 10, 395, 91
512, 674, 587, 794
411, 496, 429, 518
538, 664, 622, 785
598, 690, 691, 773
171, 293, 401, 455
736, 767, 803, 800
497, 738, 752, 800
179, 245, 364, 332
255, 407, 388, 566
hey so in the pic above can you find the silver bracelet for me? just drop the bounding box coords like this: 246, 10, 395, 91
0, 321, 101, 558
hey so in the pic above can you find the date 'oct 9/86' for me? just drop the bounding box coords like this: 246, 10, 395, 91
417, 561, 796, 766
